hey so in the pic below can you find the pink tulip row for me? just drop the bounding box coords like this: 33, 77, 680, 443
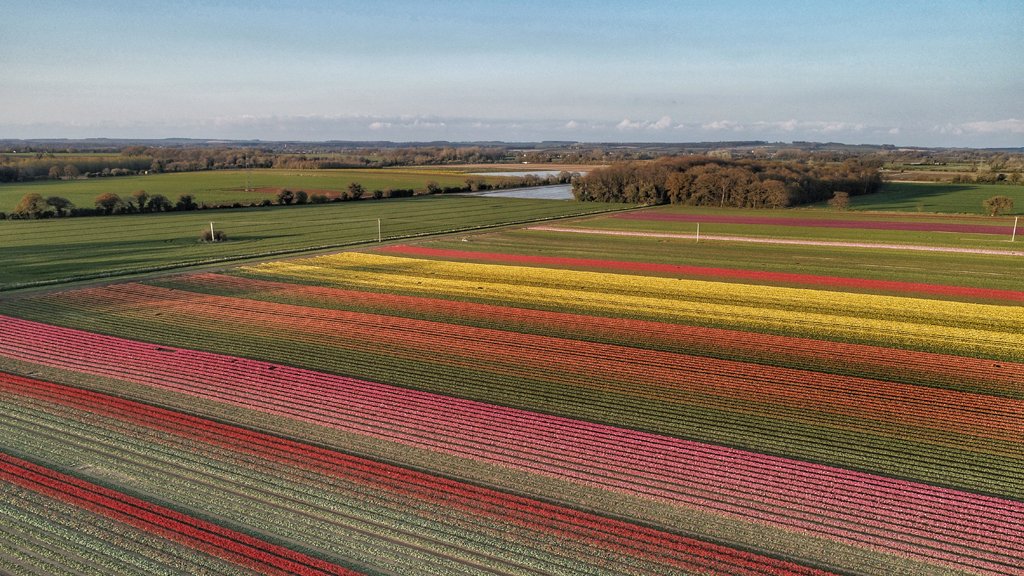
70, 283, 1024, 445
1, 316, 1021, 574
2, 372, 836, 576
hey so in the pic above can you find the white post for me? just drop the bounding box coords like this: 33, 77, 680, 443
209, 222, 215, 242
1013, 216, 1018, 242
377, 218, 381, 242
696, 222, 700, 243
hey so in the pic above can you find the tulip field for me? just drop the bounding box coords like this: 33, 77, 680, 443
0, 211, 1021, 574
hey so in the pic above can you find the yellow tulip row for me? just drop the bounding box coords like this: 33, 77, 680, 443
243, 253, 1024, 360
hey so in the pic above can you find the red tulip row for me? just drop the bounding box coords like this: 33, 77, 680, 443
172, 272, 1024, 397
377, 244, 1024, 302
63, 284, 1024, 446
0, 372, 835, 576
0, 319, 1020, 574
612, 211, 1017, 235
5, 293, 1017, 498
0, 451, 358, 576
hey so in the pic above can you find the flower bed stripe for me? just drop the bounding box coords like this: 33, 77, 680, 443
375, 244, 1024, 303
3, 288, 1022, 497
167, 272, 1024, 398
239, 252, 1024, 360
528, 226, 1024, 257
0, 372, 835, 576
0, 323, 1020, 574
25, 285, 1021, 448
0, 452, 360, 576
612, 211, 1017, 235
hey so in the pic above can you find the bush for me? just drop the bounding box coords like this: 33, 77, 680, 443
199, 228, 228, 242
45, 196, 74, 217
175, 194, 198, 211
347, 182, 365, 200
277, 189, 294, 205
94, 192, 125, 215
828, 191, 850, 210
983, 195, 1014, 216
310, 193, 330, 204
295, 190, 308, 204
372, 189, 384, 199
14, 193, 49, 219
148, 194, 172, 212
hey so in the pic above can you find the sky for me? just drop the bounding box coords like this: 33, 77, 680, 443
1, 0, 1021, 147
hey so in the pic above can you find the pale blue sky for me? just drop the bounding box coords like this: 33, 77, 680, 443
1, 1, 1021, 146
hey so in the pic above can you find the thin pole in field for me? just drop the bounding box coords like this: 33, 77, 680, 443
209, 222, 215, 242
378, 218, 381, 242
696, 222, 700, 243
1013, 216, 1019, 242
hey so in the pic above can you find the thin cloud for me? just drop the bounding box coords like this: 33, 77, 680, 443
618, 116, 674, 131
957, 119, 1024, 135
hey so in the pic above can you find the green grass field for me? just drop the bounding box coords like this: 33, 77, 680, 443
0, 168, 492, 212
0, 196, 627, 289
841, 182, 1024, 214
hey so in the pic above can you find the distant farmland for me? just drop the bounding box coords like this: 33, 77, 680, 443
837, 181, 1024, 214
0, 168, 496, 211
0, 196, 627, 289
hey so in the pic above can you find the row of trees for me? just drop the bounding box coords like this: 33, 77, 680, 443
2, 169, 570, 219
0, 146, 582, 183
5, 190, 195, 219
572, 157, 882, 207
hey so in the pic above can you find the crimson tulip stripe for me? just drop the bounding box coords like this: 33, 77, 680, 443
376, 244, 1024, 302
611, 211, 1019, 235
0, 373, 834, 576
0, 321, 1020, 574
0, 452, 360, 576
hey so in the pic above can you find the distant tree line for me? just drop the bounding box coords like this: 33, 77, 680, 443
0, 172, 574, 220
0, 145, 581, 182
572, 157, 882, 207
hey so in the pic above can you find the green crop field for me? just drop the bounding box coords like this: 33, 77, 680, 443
0, 196, 626, 290
836, 181, 1024, 214
0, 168, 494, 212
